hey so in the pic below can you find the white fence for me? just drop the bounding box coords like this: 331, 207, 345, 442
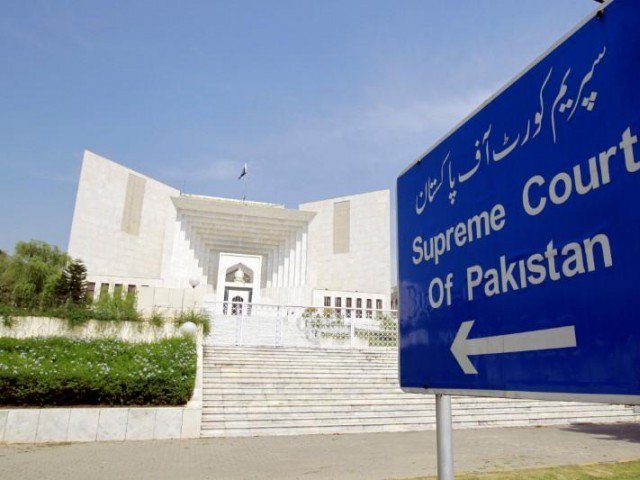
204, 302, 398, 348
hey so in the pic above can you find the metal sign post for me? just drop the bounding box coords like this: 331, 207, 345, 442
436, 394, 454, 480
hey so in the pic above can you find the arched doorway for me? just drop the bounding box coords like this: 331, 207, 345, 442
223, 263, 254, 315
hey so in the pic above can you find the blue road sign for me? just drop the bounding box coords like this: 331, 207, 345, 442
397, 0, 640, 404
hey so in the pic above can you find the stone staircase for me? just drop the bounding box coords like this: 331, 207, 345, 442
201, 346, 640, 437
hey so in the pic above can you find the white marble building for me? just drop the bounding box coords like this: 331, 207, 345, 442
68, 151, 391, 310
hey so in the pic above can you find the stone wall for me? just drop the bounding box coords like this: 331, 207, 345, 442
0, 407, 201, 443
0, 316, 204, 444
0, 316, 181, 342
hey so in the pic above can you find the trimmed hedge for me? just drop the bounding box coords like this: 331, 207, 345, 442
0, 337, 196, 407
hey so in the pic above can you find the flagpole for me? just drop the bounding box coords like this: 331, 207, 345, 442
239, 163, 248, 204
242, 174, 247, 203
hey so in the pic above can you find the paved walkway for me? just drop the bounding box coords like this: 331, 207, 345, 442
1, 423, 639, 479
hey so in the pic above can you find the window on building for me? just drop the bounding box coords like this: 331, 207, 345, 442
324, 296, 331, 307
366, 299, 373, 318
127, 285, 136, 296
335, 297, 342, 308
87, 282, 96, 301
345, 297, 352, 317
376, 299, 383, 310
333, 201, 350, 254
356, 298, 362, 318
99, 283, 109, 299
114, 284, 123, 298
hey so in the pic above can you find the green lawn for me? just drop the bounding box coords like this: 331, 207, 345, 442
404, 460, 640, 479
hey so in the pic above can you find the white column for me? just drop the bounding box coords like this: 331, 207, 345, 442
276, 244, 284, 288
283, 239, 290, 288
294, 231, 302, 286
272, 248, 278, 288
266, 250, 273, 288
195, 233, 203, 281
288, 234, 296, 287
191, 229, 201, 288
203, 244, 210, 285
181, 221, 191, 288
300, 229, 308, 286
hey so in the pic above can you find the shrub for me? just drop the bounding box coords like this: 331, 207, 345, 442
148, 309, 165, 328
175, 309, 210, 335
0, 303, 92, 327
58, 303, 93, 327
302, 307, 317, 317
93, 291, 140, 322
1, 313, 13, 328
0, 337, 196, 407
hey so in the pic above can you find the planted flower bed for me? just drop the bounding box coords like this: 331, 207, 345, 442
0, 337, 196, 407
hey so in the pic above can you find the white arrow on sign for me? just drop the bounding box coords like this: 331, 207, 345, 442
451, 320, 577, 374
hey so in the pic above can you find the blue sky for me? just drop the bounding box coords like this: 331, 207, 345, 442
0, 0, 597, 256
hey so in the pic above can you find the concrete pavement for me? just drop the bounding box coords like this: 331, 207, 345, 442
1, 423, 639, 479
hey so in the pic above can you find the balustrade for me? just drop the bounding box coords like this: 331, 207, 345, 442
203, 301, 398, 348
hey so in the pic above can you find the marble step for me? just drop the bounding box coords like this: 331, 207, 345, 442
204, 356, 397, 362
201, 410, 634, 431
202, 406, 632, 423
204, 348, 395, 354
200, 423, 435, 437
203, 367, 397, 375
202, 404, 435, 413
202, 396, 430, 405
204, 356, 396, 363
201, 402, 631, 414
204, 371, 398, 378
200, 346, 639, 437
204, 352, 396, 359
202, 415, 635, 438
202, 387, 410, 395
202, 378, 399, 384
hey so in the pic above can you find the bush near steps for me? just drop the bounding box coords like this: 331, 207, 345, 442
0, 337, 196, 407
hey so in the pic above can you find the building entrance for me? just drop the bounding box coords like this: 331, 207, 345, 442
223, 286, 252, 315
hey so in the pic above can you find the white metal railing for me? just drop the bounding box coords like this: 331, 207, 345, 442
203, 301, 398, 348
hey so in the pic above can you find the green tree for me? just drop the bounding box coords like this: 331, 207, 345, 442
0, 250, 10, 304
56, 260, 88, 305
0, 240, 70, 308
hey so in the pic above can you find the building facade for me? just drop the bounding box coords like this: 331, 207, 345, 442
68, 151, 392, 310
